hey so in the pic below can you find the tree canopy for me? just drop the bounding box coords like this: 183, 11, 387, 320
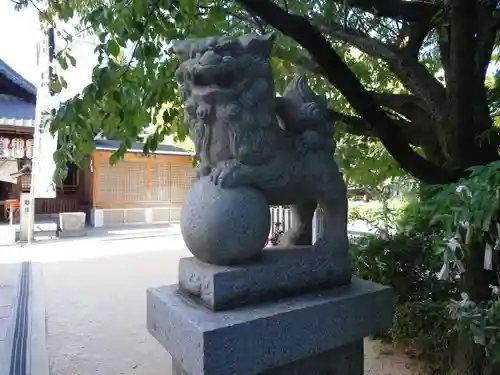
10, 1, 500, 373
18, 0, 498, 187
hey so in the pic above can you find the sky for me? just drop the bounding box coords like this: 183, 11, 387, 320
0, 0, 99, 100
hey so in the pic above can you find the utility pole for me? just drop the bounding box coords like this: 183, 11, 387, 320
28, 27, 55, 246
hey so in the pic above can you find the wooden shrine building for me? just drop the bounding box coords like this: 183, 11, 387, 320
0, 59, 195, 227
89, 140, 195, 227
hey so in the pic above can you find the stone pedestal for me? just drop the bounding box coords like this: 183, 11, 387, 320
178, 246, 352, 311
0, 225, 16, 245
147, 274, 393, 375
58, 212, 87, 238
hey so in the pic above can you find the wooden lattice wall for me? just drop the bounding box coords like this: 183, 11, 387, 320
92, 151, 194, 209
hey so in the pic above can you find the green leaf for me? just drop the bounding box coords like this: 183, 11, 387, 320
57, 55, 68, 70
107, 39, 120, 58
181, 0, 196, 14
52, 79, 63, 94
67, 53, 76, 67
470, 323, 486, 346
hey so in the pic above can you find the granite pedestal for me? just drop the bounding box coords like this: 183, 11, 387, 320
147, 276, 393, 375
178, 246, 352, 311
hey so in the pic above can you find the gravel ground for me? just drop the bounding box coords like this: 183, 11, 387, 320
40, 235, 415, 375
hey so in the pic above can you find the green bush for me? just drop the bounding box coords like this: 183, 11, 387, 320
351, 164, 500, 373
350, 200, 459, 374
393, 300, 455, 374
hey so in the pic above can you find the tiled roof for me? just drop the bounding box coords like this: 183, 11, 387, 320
0, 59, 36, 96
94, 139, 194, 155
0, 59, 37, 125
0, 94, 36, 126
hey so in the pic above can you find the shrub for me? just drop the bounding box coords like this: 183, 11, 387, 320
393, 300, 455, 374
350, 199, 459, 374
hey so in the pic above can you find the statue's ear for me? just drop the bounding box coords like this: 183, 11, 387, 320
239, 33, 276, 56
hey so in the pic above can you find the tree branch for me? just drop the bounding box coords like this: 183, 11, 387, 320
370, 92, 429, 123
330, 110, 433, 147
273, 46, 322, 73
315, 20, 446, 112
273, 51, 435, 128
400, 22, 431, 59
316, 21, 398, 60
330, 0, 439, 23
237, 0, 456, 184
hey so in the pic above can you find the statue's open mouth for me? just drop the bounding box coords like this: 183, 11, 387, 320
191, 59, 241, 89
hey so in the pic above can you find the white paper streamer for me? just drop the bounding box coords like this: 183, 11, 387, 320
483, 212, 492, 231
437, 263, 450, 281
495, 223, 500, 251
484, 242, 493, 270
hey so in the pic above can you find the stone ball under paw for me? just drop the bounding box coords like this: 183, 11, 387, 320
180, 176, 270, 265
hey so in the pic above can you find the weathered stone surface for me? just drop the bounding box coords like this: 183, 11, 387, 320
178, 246, 352, 311
180, 176, 270, 265
58, 230, 87, 239
147, 278, 393, 375
59, 212, 86, 232
173, 33, 349, 256
173, 341, 363, 375
0, 226, 16, 246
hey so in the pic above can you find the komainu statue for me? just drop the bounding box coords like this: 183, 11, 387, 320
173, 33, 348, 254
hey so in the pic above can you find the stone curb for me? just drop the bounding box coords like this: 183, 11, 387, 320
27, 263, 49, 375
0, 264, 21, 375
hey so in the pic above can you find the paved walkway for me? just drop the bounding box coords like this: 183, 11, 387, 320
0, 229, 415, 375
37, 235, 415, 375
0, 263, 20, 375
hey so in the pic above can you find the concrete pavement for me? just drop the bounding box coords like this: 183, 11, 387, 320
0, 263, 19, 375
0, 262, 49, 375
0, 226, 414, 375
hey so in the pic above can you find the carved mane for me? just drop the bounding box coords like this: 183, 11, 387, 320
174, 33, 279, 167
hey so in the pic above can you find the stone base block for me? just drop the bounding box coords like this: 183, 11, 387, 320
59, 212, 86, 232
178, 246, 351, 311
0, 226, 16, 246
58, 230, 87, 239
147, 277, 393, 375
173, 341, 363, 375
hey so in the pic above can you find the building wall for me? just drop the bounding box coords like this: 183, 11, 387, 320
91, 150, 194, 227
33, 165, 91, 217
0, 126, 93, 218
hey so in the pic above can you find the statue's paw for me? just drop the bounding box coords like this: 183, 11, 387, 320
219, 165, 247, 189
218, 167, 239, 189
209, 166, 238, 187
209, 167, 225, 185
196, 164, 211, 180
